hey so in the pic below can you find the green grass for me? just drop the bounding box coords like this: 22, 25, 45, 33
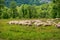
0, 19, 60, 40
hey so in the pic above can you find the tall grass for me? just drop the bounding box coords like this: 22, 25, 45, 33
0, 19, 60, 40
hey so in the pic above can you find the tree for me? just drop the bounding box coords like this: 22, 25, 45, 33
2, 8, 9, 19
10, 0, 18, 18
52, 0, 60, 18
0, 0, 5, 18
0, 0, 5, 8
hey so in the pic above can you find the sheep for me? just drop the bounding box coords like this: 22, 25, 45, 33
37, 23, 43, 26
46, 19, 56, 25
23, 20, 32, 26
56, 22, 60, 28
24, 20, 30, 23
46, 20, 53, 23
31, 20, 42, 23
27, 22, 32, 26
56, 24, 60, 28
23, 23, 28, 25
34, 22, 43, 26
14, 21, 19, 24
8, 21, 15, 24
52, 22, 56, 25
18, 22, 22, 25
8, 21, 19, 25
43, 22, 52, 26
18, 20, 30, 25
18, 21, 24, 25
30, 20, 36, 23
8, 21, 12, 24
20, 20, 32, 26
55, 18, 60, 20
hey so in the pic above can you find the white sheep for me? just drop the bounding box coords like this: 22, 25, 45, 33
14, 21, 19, 24
18, 21, 24, 25
27, 22, 32, 26
8, 21, 15, 24
43, 22, 52, 26
31, 20, 41, 23
55, 18, 60, 20
34, 22, 43, 26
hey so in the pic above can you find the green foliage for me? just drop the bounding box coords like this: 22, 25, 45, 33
10, 1, 18, 18
0, 0, 5, 18
0, 0, 5, 8
52, 0, 60, 18
0, 0, 60, 19
0, 3, 54, 19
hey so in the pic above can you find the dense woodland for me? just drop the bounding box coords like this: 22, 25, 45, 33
0, 0, 60, 19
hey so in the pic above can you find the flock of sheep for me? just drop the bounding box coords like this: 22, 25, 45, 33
8, 18, 60, 28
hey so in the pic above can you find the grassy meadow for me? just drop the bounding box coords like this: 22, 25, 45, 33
0, 19, 60, 40
0, 0, 60, 40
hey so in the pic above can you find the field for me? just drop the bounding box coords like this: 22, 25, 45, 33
0, 19, 60, 40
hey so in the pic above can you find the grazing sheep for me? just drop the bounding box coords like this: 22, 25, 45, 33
43, 22, 52, 26
30, 20, 36, 23
25, 20, 30, 22
18, 22, 22, 25
34, 22, 43, 26
18, 21, 24, 25
23, 23, 28, 25
8, 21, 12, 24
56, 22, 60, 28
31, 20, 41, 23
20, 20, 32, 26
55, 18, 60, 20
22, 20, 32, 26
47, 19, 55, 23
27, 22, 32, 26
14, 21, 19, 24
46, 20, 53, 23
56, 24, 60, 28
52, 22, 56, 25
8, 21, 15, 24
8, 19, 59, 27
37, 23, 43, 26
31, 20, 35, 23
